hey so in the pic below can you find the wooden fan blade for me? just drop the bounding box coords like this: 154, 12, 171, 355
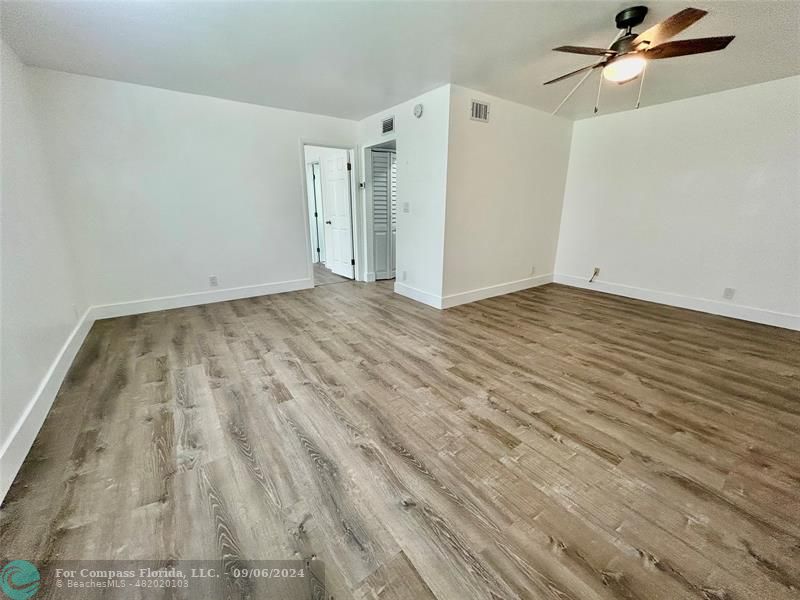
553, 45, 616, 56
645, 36, 735, 59
633, 8, 707, 48
543, 62, 603, 85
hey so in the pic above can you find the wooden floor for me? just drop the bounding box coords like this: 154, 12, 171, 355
2, 281, 799, 599
314, 262, 352, 286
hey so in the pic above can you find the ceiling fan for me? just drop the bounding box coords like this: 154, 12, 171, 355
545, 6, 735, 114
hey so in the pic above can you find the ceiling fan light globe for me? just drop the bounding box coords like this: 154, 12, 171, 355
603, 55, 646, 84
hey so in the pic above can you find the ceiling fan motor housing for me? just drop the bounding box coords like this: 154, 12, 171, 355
615, 5, 648, 31
610, 33, 640, 55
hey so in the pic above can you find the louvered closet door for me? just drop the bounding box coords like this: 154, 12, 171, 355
372, 150, 393, 280
389, 151, 397, 277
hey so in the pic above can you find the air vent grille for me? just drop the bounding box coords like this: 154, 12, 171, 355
381, 116, 395, 134
470, 100, 490, 123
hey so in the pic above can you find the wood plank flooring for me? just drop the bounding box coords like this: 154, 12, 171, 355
2, 281, 799, 599
314, 263, 352, 286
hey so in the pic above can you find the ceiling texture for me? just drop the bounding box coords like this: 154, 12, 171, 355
2, 1, 798, 121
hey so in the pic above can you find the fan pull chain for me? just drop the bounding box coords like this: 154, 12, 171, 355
594, 73, 603, 114
635, 61, 648, 109
552, 69, 595, 116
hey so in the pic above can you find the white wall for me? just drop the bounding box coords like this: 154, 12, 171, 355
27, 67, 358, 313
358, 85, 451, 306
0, 42, 87, 497
442, 85, 572, 306
556, 76, 800, 329
357, 84, 574, 309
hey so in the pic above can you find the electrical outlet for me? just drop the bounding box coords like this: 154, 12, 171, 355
530, 265, 536, 275
402, 202, 410, 214
209, 276, 219, 288
723, 287, 735, 300
401, 270, 407, 282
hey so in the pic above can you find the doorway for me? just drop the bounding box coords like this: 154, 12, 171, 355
304, 145, 356, 286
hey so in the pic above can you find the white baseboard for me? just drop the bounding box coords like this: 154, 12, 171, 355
441, 274, 554, 309
395, 274, 554, 310
0, 308, 95, 501
394, 282, 443, 309
89, 278, 313, 320
365, 272, 377, 283
553, 274, 800, 331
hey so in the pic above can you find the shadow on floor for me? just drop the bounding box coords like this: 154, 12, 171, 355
313, 263, 352, 286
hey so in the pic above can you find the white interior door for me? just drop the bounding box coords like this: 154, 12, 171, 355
322, 151, 354, 278
371, 149, 397, 280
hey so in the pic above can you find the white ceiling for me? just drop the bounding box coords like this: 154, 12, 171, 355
2, 1, 798, 121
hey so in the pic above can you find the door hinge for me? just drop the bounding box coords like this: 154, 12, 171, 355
317, 247, 320, 253
314, 211, 318, 217
347, 162, 352, 171
351, 259, 356, 266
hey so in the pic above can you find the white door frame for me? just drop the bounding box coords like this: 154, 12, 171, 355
298, 140, 359, 284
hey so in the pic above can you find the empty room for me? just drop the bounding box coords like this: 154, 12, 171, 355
1, 1, 799, 599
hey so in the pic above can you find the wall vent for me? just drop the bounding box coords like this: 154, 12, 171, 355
381, 116, 395, 135
470, 100, 490, 123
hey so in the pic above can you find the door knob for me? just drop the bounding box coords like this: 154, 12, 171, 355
325, 220, 332, 224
